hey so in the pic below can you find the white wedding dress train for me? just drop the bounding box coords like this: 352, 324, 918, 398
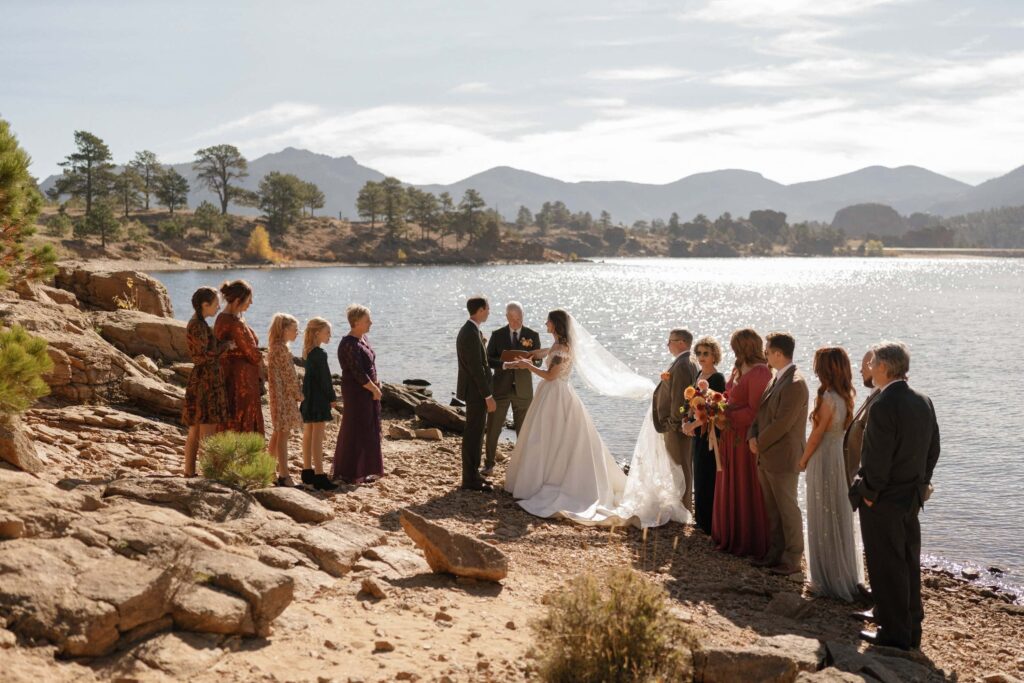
504, 325, 691, 529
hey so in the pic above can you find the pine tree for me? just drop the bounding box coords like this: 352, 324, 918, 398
301, 181, 325, 217
192, 200, 223, 238
356, 181, 383, 228
0, 325, 54, 413
380, 177, 407, 241
257, 172, 305, 234
128, 150, 161, 210
0, 118, 56, 289
53, 130, 114, 215
112, 168, 143, 217
155, 168, 190, 215
193, 144, 248, 214
75, 201, 120, 249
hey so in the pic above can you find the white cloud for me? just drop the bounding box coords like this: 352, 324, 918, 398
193, 102, 322, 139
905, 52, 1024, 89
682, 0, 912, 27
586, 66, 690, 81
449, 81, 493, 94
712, 57, 902, 88
564, 97, 628, 108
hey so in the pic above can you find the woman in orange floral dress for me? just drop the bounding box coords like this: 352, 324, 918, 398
215, 280, 265, 437
266, 313, 302, 486
181, 287, 231, 477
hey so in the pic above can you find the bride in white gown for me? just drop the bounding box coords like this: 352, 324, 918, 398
503, 310, 691, 528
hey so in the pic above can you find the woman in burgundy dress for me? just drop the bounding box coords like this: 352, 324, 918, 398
332, 304, 383, 484
712, 328, 771, 559
214, 280, 265, 437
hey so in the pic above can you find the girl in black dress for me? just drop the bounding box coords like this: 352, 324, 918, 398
683, 336, 727, 535
300, 317, 338, 490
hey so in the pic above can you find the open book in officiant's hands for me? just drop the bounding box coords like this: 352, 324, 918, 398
500, 349, 534, 362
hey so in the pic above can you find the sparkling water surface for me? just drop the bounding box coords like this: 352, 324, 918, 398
156, 257, 1024, 591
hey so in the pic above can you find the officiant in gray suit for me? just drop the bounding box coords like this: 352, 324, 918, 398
483, 301, 542, 475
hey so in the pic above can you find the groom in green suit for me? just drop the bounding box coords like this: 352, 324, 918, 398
483, 301, 542, 475
456, 296, 496, 491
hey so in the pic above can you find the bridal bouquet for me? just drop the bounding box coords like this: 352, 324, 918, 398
682, 380, 729, 471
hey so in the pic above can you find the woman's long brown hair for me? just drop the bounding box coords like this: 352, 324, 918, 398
811, 346, 855, 429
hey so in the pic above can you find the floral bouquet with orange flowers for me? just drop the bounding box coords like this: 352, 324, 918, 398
681, 379, 730, 470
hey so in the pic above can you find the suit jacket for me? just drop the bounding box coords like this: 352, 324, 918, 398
843, 389, 880, 487
652, 350, 699, 433
850, 381, 940, 511
486, 325, 542, 400
456, 320, 492, 402
749, 365, 809, 473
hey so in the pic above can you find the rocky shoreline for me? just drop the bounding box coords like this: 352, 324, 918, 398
1, 264, 1023, 682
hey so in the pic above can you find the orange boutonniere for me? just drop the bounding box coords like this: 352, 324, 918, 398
521, 338, 534, 349
660, 371, 671, 382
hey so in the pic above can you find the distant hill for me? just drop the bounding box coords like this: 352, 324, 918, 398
38, 147, 1024, 224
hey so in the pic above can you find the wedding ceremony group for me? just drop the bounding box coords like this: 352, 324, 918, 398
182, 277, 942, 654
452, 295, 941, 653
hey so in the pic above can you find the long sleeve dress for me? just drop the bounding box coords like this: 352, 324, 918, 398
267, 341, 302, 434
331, 335, 383, 483
692, 371, 726, 535
300, 346, 337, 423
214, 312, 265, 437
181, 316, 230, 427
712, 363, 771, 558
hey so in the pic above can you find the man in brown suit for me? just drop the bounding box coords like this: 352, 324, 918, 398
748, 332, 808, 575
652, 328, 699, 512
843, 350, 880, 487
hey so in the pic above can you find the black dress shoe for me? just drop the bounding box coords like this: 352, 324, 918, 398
312, 473, 338, 491
850, 609, 876, 622
461, 481, 494, 492
300, 468, 315, 486
859, 629, 910, 651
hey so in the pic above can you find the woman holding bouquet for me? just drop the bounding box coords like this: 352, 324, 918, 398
682, 336, 727, 535
215, 280, 265, 437
712, 328, 771, 559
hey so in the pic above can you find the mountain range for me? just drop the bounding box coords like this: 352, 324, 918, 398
39, 147, 1024, 225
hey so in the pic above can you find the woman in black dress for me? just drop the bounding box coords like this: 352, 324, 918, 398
300, 317, 338, 490
332, 304, 384, 484
683, 336, 727, 535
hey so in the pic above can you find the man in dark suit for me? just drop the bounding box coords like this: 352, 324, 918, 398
456, 296, 497, 491
484, 301, 542, 475
843, 350, 880, 487
851, 341, 940, 651
652, 328, 699, 512
749, 332, 808, 576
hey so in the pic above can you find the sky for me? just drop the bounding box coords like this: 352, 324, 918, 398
4, 0, 1024, 186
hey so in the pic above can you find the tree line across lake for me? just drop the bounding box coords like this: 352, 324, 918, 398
34, 125, 1024, 258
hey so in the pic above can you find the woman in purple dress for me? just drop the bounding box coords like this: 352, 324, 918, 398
331, 304, 384, 484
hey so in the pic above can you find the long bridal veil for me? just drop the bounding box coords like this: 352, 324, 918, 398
567, 315, 691, 528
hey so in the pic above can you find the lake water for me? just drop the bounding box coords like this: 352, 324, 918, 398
156, 258, 1024, 592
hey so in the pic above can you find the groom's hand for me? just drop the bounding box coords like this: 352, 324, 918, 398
485, 396, 497, 413
748, 438, 759, 455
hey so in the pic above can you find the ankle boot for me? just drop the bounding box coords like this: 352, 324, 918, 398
300, 468, 315, 486
313, 473, 338, 491
274, 475, 294, 487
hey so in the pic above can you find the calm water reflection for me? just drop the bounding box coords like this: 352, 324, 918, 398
156, 258, 1024, 588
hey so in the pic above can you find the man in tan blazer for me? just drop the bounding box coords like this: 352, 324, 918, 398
652, 328, 699, 512
844, 350, 881, 487
748, 332, 808, 575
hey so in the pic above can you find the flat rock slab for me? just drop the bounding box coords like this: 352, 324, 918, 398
756, 634, 827, 673
414, 401, 466, 433
825, 640, 932, 683
399, 509, 507, 582
103, 477, 258, 523
252, 487, 334, 523
693, 645, 801, 683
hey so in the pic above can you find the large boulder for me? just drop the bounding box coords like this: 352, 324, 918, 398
189, 548, 294, 636
251, 487, 334, 524
121, 375, 185, 418
0, 413, 44, 474
692, 645, 802, 683
252, 518, 387, 577
54, 265, 174, 317
399, 510, 507, 582
93, 310, 189, 364
381, 383, 425, 414
415, 400, 466, 433
0, 292, 151, 403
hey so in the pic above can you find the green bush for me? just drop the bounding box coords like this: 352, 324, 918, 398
0, 325, 54, 413
199, 431, 275, 489
532, 568, 696, 683
157, 216, 186, 240
45, 212, 74, 237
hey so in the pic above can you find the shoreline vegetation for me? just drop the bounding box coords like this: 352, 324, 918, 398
33, 130, 1024, 270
